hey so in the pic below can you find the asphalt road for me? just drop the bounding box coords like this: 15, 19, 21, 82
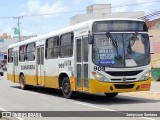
0, 73, 160, 120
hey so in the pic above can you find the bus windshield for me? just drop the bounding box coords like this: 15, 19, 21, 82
92, 33, 150, 68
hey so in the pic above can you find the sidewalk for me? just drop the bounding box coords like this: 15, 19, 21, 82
120, 81, 160, 100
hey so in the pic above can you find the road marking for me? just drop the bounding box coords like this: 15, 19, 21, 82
119, 90, 160, 100
76, 101, 115, 111
141, 117, 157, 120
0, 107, 24, 120
75, 101, 156, 120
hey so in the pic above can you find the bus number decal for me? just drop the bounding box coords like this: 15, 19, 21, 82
94, 66, 105, 71
59, 63, 64, 68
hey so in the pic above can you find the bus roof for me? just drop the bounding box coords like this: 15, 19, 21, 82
8, 18, 145, 49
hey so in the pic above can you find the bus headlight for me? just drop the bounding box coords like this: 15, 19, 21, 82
92, 72, 109, 82
139, 71, 150, 81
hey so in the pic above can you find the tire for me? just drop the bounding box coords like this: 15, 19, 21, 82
157, 77, 160, 81
104, 93, 118, 98
0, 72, 3, 76
62, 77, 75, 99
19, 74, 26, 90
19, 74, 33, 90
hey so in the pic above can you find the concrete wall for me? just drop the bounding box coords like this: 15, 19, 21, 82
149, 30, 160, 63
86, 4, 111, 14
70, 4, 144, 26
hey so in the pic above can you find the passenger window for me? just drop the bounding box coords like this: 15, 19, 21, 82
60, 33, 74, 57
45, 36, 59, 59
19, 45, 26, 62
26, 43, 35, 61
8, 49, 13, 63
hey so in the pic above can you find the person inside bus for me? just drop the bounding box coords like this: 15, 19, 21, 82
125, 33, 145, 66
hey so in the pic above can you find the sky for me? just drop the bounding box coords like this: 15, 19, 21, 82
0, 0, 159, 37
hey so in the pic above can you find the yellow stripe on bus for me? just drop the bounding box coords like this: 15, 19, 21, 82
7, 74, 14, 82
7, 74, 152, 94
45, 76, 59, 88
89, 78, 152, 93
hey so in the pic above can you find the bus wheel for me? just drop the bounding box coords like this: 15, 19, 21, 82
19, 74, 26, 90
104, 93, 118, 98
19, 74, 33, 90
62, 77, 74, 99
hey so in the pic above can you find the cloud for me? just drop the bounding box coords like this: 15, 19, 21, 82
26, 0, 69, 18
0, 26, 13, 35
21, 30, 33, 36
71, 0, 86, 4
27, 0, 40, 14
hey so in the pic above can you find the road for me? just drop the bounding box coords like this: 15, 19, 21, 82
0, 72, 160, 120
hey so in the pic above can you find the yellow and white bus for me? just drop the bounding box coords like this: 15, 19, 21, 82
7, 18, 151, 98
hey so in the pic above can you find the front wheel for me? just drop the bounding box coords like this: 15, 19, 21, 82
62, 77, 75, 99
104, 93, 118, 98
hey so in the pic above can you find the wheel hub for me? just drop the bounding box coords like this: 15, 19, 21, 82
63, 82, 70, 93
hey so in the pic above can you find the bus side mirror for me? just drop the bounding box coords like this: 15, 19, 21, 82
88, 34, 93, 44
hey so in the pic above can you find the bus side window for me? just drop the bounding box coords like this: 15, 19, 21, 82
26, 42, 35, 61
8, 49, 13, 63
19, 45, 26, 62
45, 36, 59, 59
60, 33, 74, 57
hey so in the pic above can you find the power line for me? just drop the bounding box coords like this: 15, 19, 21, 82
138, 11, 160, 20
111, 0, 160, 9
0, 0, 160, 19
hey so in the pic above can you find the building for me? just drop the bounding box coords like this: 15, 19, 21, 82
145, 18, 160, 67
70, 4, 144, 25
146, 18, 160, 30
0, 33, 11, 39
0, 34, 37, 54
0, 34, 37, 70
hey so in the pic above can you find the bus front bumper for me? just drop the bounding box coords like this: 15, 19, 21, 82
89, 78, 152, 93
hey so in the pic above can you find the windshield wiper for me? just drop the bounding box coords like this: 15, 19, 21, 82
127, 32, 138, 54
106, 32, 121, 59
130, 32, 138, 45
106, 32, 117, 47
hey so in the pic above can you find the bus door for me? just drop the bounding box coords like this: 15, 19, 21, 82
36, 46, 45, 86
13, 51, 19, 82
76, 36, 89, 90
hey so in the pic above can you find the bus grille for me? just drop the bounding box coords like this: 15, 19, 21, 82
105, 70, 143, 76
111, 78, 136, 81
114, 84, 134, 89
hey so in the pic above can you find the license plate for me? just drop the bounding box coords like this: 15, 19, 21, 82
141, 84, 150, 88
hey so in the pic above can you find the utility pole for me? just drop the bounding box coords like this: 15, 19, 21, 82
13, 16, 23, 42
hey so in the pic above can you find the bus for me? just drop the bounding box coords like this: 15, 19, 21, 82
7, 18, 151, 98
